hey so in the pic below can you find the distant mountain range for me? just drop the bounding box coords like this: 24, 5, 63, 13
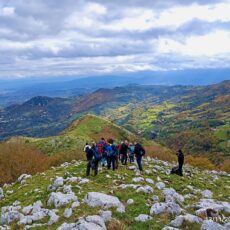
0, 80, 229, 164
0, 68, 230, 107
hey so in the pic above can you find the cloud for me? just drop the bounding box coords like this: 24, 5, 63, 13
0, 0, 230, 78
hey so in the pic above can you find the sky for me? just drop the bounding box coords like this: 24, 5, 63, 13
0, 0, 230, 79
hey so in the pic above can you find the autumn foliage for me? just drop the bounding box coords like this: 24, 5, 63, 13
0, 142, 48, 186
0, 142, 84, 186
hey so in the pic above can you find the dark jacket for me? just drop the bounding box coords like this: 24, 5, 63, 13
178, 151, 184, 164
119, 143, 128, 155
134, 143, 145, 157
85, 147, 94, 161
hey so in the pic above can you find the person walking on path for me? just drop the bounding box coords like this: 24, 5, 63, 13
134, 141, 145, 171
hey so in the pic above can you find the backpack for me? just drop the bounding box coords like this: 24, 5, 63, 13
106, 145, 116, 157
111, 144, 118, 157
93, 149, 102, 161
96, 142, 104, 154
136, 144, 145, 156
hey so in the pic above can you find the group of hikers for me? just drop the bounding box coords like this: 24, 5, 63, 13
84, 137, 185, 177
84, 138, 145, 176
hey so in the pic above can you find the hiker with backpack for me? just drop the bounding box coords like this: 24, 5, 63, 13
105, 139, 118, 171
177, 149, 184, 176
120, 140, 129, 165
91, 142, 102, 176
128, 143, 135, 163
84, 142, 96, 176
134, 141, 145, 171
96, 138, 106, 167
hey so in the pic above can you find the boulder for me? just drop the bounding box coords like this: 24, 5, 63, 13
170, 214, 202, 227
156, 182, 165, 190
100, 210, 112, 222
129, 166, 137, 170
201, 190, 213, 199
201, 220, 227, 230
79, 178, 90, 184
63, 208, 72, 218
163, 188, 184, 203
48, 192, 78, 208
146, 178, 154, 184
127, 199, 134, 205
134, 214, 152, 222
57, 215, 106, 230
119, 184, 140, 189
63, 185, 72, 194
1, 205, 23, 225
150, 202, 181, 215
195, 199, 230, 214
47, 211, 59, 226
132, 177, 144, 183
17, 174, 32, 184
136, 185, 153, 194
85, 215, 106, 229
84, 192, 125, 212
72, 201, 80, 208
48, 177, 64, 192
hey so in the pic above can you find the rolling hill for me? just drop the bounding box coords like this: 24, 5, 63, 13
19, 114, 135, 155
0, 81, 229, 164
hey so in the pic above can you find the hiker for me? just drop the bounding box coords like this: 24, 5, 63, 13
106, 139, 118, 171
120, 140, 129, 165
84, 143, 94, 176
177, 149, 184, 176
91, 142, 102, 176
96, 138, 106, 167
128, 143, 135, 163
134, 141, 145, 171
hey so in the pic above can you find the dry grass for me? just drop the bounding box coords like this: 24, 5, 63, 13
0, 142, 85, 186
145, 144, 217, 171
219, 159, 230, 172
0, 142, 48, 186
145, 145, 177, 162
185, 155, 215, 170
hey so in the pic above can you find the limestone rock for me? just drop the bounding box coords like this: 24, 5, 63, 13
201, 220, 227, 230
48, 192, 78, 208
127, 199, 134, 205
136, 185, 153, 194
201, 190, 213, 199
84, 192, 125, 212
156, 182, 165, 190
63, 208, 72, 218
134, 214, 152, 222
150, 202, 181, 215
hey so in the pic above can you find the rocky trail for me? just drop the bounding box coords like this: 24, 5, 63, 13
0, 157, 230, 230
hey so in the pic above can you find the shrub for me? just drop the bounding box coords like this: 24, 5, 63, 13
185, 155, 215, 170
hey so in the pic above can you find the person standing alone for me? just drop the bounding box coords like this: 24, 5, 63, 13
177, 149, 184, 176
134, 141, 145, 171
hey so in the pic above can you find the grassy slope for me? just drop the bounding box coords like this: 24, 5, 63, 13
22, 114, 135, 155
0, 159, 229, 230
